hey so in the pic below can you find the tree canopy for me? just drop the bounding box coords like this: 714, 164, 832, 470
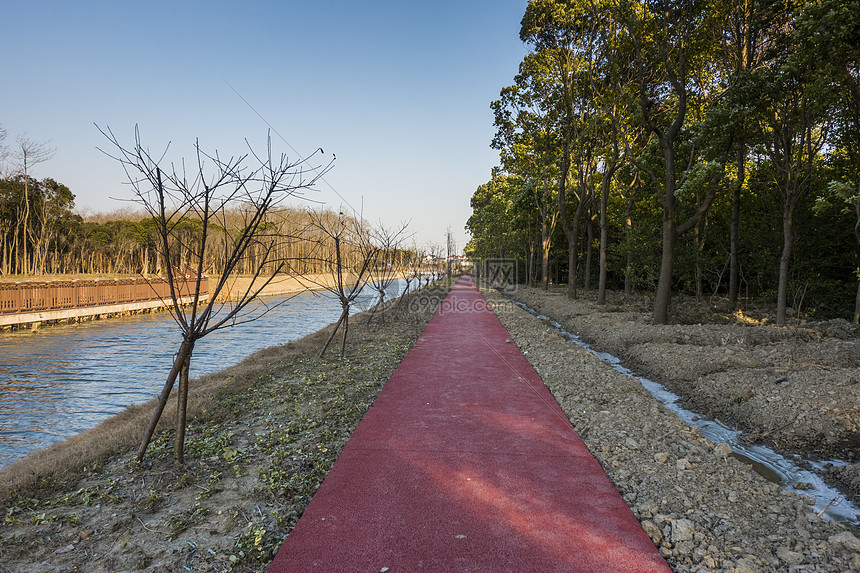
468, 0, 860, 324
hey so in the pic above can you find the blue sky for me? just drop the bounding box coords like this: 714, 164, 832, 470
1, 1, 529, 253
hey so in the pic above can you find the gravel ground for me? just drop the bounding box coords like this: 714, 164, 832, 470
485, 287, 860, 572
506, 286, 860, 509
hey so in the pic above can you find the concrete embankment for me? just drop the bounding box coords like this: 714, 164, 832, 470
0, 294, 203, 329
0, 272, 409, 328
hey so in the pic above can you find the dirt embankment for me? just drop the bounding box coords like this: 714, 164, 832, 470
0, 284, 448, 572
508, 286, 860, 508
486, 288, 860, 572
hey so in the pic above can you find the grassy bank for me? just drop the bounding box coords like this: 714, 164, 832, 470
0, 281, 451, 572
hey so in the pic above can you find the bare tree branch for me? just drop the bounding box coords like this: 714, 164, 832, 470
98, 125, 332, 463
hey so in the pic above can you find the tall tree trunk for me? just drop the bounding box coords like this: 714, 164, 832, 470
729, 142, 745, 306
1, 232, 7, 275
624, 196, 634, 296
584, 212, 593, 291
855, 200, 860, 324
653, 208, 677, 325
598, 176, 610, 305
22, 179, 30, 276
566, 203, 585, 299
11, 214, 20, 275
695, 208, 704, 302
557, 144, 581, 299
537, 172, 558, 291
541, 225, 551, 291
527, 240, 535, 287
777, 203, 795, 327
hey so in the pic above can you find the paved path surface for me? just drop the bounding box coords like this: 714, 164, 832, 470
268, 276, 671, 572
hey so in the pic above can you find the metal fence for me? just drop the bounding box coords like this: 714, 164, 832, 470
0, 277, 208, 315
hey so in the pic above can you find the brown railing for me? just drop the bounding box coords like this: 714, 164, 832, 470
0, 278, 208, 315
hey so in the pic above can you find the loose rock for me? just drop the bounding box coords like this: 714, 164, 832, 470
490, 288, 860, 573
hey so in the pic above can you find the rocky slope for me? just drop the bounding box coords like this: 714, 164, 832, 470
488, 287, 859, 572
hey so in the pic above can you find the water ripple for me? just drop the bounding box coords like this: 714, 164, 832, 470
0, 280, 412, 468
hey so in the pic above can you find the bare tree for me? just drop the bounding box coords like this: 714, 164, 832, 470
298, 209, 377, 357
13, 136, 55, 275
398, 242, 424, 300
0, 126, 9, 176
428, 242, 446, 281
445, 225, 457, 278
366, 221, 411, 324
99, 125, 331, 463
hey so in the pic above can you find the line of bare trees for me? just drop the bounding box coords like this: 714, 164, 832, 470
96, 127, 439, 463
2, 123, 444, 468
0, 128, 69, 276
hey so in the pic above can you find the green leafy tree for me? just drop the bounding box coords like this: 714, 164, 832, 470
492, 51, 561, 289
712, 0, 778, 306
797, 0, 860, 322
466, 173, 519, 260
624, 0, 732, 323
749, 11, 832, 326
519, 0, 603, 299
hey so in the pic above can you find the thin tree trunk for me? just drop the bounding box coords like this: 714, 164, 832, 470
526, 236, 531, 287
653, 210, 677, 325
695, 208, 703, 302
320, 308, 348, 358
557, 142, 582, 300
777, 204, 794, 327
22, 178, 30, 276
11, 215, 20, 275
137, 338, 194, 462
541, 219, 551, 291
1, 232, 7, 275
567, 239, 577, 298
584, 213, 593, 291
855, 200, 860, 324
729, 142, 745, 306
597, 153, 620, 305
174, 353, 191, 464
340, 311, 349, 356
598, 178, 610, 305
624, 195, 634, 296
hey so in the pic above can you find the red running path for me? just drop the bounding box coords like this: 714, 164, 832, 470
268, 276, 671, 572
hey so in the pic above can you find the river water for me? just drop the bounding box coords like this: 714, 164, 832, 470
0, 279, 413, 469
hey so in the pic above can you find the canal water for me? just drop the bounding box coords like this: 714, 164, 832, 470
0, 279, 414, 469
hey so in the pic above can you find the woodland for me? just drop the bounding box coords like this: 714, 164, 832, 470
0, 131, 421, 282
466, 0, 860, 324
